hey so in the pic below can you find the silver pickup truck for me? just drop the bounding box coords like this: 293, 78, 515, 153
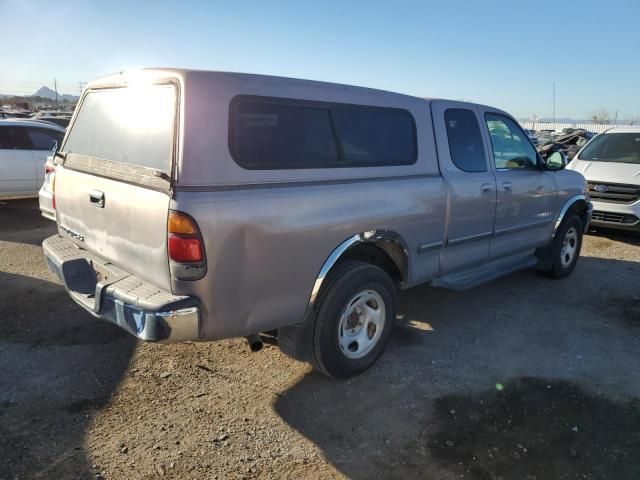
42, 69, 591, 379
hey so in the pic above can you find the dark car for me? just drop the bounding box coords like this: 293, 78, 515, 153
537, 130, 594, 161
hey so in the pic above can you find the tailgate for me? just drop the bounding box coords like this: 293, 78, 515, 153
53, 80, 178, 292
54, 167, 172, 291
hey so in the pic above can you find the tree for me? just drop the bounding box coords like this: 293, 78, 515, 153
590, 109, 611, 125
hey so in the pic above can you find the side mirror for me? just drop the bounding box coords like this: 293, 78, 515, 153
50, 140, 58, 154
545, 151, 567, 170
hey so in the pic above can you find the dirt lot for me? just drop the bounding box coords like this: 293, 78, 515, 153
1, 199, 639, 480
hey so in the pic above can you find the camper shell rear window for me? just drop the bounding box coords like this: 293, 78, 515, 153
63, 84, 177, 173
229, 95, 417, 170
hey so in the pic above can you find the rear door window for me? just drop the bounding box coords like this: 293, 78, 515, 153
62, 84, 177, 172
0, 126, 33, 150
27, 128, 63, 150
444, 108, 487, 172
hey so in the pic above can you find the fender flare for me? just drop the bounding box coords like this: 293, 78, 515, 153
553, 194, 591, 238
307, 230, 410, 310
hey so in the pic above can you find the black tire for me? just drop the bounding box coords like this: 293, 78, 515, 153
306, 260, 396, 379
546, 213, 583, 278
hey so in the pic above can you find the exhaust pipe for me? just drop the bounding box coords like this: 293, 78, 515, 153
245, 334, 263, 352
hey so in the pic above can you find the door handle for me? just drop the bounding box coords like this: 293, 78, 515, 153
481, 183, 495, 194
89, 189, 105, 208
502, 182, 513, 192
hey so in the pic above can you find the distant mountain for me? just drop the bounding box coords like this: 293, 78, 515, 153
33, 86, 57, 100
32, 86, 79, 102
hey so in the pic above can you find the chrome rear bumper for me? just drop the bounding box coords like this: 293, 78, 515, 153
43, 234, 200, 342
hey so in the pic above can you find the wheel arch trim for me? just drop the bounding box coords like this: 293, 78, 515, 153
554, 194, 590, 238
307, 230, 410, 311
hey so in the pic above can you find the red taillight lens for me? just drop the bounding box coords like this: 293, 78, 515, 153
45, 164, 55, 174
168, 235, 203, 262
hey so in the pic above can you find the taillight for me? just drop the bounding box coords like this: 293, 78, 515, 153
167, 210, 206, 280
46, 164, 57, 210
168, 236, 202, 262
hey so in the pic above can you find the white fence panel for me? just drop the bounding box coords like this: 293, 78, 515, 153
519, 121, 630, 134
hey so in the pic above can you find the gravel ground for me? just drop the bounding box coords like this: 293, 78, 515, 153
1, 199, 639, 480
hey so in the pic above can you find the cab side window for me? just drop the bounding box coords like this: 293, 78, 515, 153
485, 113, 538, 169
444, 108, 487, 172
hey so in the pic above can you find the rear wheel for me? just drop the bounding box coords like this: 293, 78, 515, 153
546, 213, 583, 278
312, 261, 396, 379
280, 261, 396, 379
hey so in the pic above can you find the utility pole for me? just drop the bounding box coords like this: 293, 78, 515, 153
78, 81, 87, 96
552, 82, 556, 124
54, 78, 59, 107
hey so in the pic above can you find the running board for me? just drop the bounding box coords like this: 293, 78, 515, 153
431, 253, 538, 291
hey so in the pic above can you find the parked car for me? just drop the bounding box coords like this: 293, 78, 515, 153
42, 69, 591, 379
39, 155, 57, 220
537, 130, 594, 161
561, 128, 595, 136
0, 119, 65, 200
36, 116, 71, 128
567, 126, 640, 232
0, 111, 33, 119
523, 128, 539, 146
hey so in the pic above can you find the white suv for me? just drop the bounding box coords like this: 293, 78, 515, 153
567, 126, 640, 233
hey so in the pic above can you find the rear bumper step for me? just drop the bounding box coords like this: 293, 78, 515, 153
43, 234, 200, 342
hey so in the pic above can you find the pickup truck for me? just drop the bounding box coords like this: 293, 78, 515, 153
42, 69, 592, 379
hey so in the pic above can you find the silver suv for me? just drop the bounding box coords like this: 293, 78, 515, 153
42, 69, 591, 378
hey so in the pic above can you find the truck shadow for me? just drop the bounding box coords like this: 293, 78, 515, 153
0, 271, 137, 479
274, 256, 640, 479
0, 198, 57, 246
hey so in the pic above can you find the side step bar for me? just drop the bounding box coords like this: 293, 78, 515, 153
431, 252, 538, 290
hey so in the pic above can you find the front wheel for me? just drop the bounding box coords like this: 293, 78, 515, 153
310, 261, 396, 379
547, 213, 583, 278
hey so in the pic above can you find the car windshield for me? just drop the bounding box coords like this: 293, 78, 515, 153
579, 133, 640, 164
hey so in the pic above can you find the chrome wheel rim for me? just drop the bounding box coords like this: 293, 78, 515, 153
338, 290, 385, 359
560, 227, 578, 268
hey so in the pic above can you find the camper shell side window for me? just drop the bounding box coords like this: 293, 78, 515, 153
228, 95, 418, 170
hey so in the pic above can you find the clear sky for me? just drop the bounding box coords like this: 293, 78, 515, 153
2, 0, 639, 120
